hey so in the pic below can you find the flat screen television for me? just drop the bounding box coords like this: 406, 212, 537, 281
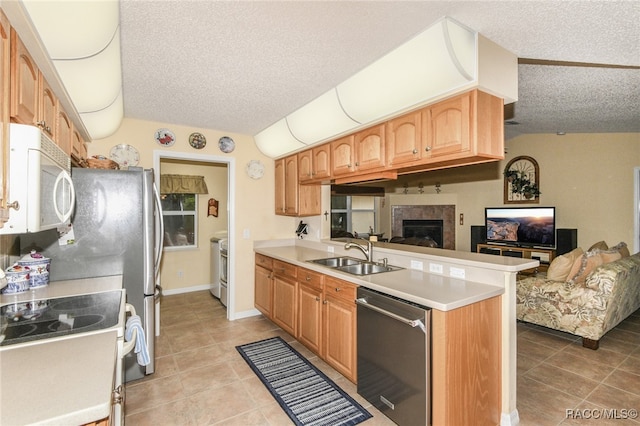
485, 207, 556, 248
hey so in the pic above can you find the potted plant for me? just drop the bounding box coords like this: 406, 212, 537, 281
504, 170, 541, 199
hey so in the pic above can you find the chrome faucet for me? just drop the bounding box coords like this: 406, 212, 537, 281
345, 240, 373, 263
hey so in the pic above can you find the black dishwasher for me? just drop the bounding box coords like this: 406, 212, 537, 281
356, 287, 430, 426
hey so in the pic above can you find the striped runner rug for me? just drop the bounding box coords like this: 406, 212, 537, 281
236, 336, 372, 426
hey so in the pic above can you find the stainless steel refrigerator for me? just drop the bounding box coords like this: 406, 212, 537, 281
20, 167, 163, 382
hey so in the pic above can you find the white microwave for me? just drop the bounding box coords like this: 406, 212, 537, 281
1, 123, 75, 234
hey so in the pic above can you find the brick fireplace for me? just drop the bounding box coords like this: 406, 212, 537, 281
391, 205, 456, 249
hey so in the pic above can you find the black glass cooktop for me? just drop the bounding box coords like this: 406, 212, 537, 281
0, 291, 122, 347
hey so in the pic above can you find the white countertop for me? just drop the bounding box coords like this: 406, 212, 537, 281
0, 275, 124, 425
254, 243, 512, 311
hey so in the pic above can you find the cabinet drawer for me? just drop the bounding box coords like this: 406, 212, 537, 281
298, 268, 324, 290
255, 253, 273, 270
324, 276, 357, 303
273, 260, 297, 279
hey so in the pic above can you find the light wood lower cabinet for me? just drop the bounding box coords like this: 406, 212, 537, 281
255, 256, 358, 383
322, 276, 357, 383
431, 295, 501, 426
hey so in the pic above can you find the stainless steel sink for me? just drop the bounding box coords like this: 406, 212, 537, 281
336, 262, 402, 276
308, 256, 362, 267
308, 256, 402, 275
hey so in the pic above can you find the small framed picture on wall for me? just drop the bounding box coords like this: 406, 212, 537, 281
208, 198, 219, 217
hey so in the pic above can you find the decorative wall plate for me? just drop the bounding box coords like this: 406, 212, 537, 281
189, 132, 207, 149
154, 128, 176, 147
218, 136, 235, 153
246, 160, 265, 179
109, 144, 140, 168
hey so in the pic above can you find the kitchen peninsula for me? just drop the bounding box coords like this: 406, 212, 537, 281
254, 238, 537, 425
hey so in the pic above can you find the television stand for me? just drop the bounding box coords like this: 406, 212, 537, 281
476, 244, 556, 274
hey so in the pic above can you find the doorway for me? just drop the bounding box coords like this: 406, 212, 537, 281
153, 150, 235, 320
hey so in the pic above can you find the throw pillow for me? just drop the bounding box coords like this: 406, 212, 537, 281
609, 241, 630, 258
569, 250, 606, 284
548, 247, 584, 281
587, 241, 608, 252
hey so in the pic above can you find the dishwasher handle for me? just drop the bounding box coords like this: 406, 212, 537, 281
356, 297, 426, 332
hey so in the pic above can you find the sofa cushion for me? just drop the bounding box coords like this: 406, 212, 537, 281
547, 247, 584, 281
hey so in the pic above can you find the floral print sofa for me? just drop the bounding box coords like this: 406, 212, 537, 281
516, 242, 640, 349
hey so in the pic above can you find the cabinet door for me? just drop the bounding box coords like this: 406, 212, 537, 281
298, 282, 323, 354
254, 265, 273, 317
0, 11, 10, 228
354, 123, 385, 171
330, 135, 355, 176
284, 155, 299, 215
39, 76, 56, 138
323, 293, 357, 383
298, 149, 313, 182
272, 275, 298, 336
10, 30, 38, 126
424, 92, 471, 159
274, 158, 286, 214
57, 107, 73, 155
312, 144, 331, 180
72, 127, 87, 164
386, 110, 423, 166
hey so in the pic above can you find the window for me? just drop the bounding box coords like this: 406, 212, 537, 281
331, 195, 377, 238
162, 193, 197, 248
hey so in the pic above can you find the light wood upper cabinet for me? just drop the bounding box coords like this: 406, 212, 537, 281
330, 135, 355, 176
71, 127, 87, 163
353, 123, 385, 172
386, 90, 504, 172
39, 75, 56, 139
299, 145, 331, 183
386, 110, 423, 167
276, 154, 321, 217
56, 107, 72, 156
284, 155, 299, 215
10, 29, 38, 127
0, 10, 10, 228
424, 90, 471, 159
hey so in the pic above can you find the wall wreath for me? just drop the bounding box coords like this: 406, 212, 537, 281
503, 156, 540, 204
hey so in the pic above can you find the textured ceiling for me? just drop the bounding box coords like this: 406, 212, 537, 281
119, 1, 640, 143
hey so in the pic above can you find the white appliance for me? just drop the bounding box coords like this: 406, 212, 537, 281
220, 238, 228, 307
210, 237, 222, 298
1, 123, 75, 234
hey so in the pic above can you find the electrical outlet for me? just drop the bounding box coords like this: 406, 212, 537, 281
177, 270, 184, 278
243, 228, 250, 239
410, 260, 423, 270
429, 263, 443, 274
450, 267, 465, 279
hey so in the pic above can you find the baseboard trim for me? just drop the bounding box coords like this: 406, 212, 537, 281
161, 284, 211, 296
231, 308, 262, 321
501, 410, 520, 426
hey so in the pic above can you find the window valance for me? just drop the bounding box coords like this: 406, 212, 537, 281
160, 174, 209, 194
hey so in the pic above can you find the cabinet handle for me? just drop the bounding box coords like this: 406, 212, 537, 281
355, 162, 359, 167
306, 276, 311, 281
412, 149, 418, 154
347, 163, 352, 168
323, 300, 328, 305
335, 287, 341, 292
315, 297, 320, 302
6, 201, 19, 210
425, 146, 432, 152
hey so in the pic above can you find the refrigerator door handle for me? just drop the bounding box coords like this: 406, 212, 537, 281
153, 184, 164, 283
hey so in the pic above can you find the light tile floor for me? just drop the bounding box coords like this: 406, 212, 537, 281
125, 290, 640, 425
